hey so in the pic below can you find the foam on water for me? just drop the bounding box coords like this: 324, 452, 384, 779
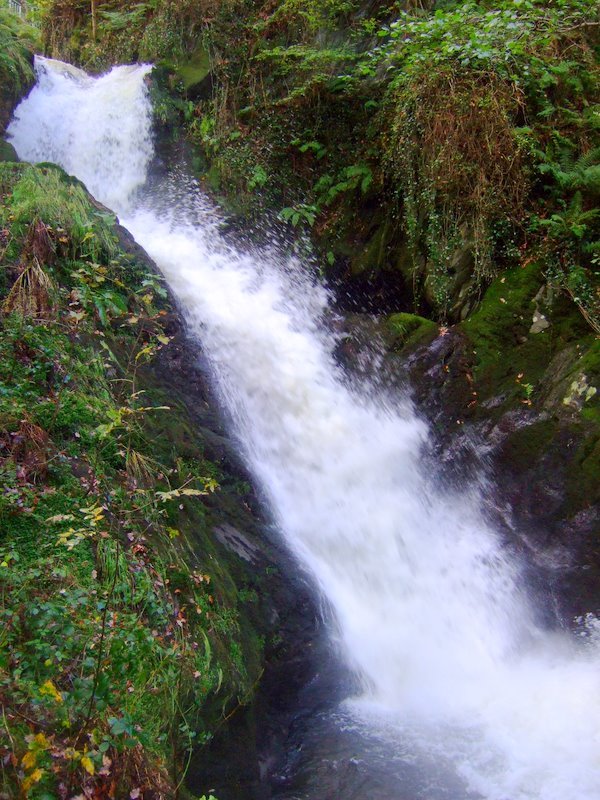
9, 57, 600, 800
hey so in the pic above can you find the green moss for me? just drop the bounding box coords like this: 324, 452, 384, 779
573, 339, 600, 383
0, 9, 38, 129
555, 341, 600, 414
462, 262, 549, 396
566, 431, 600, 512
176, 45, 211, 91
387, 312, 437, 352
2, 163, 119, 259
349, 215, 390, 275
0, 137, 18, 162
459, 259, 600, 420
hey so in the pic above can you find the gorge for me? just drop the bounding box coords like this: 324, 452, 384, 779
5, 55, 600, 800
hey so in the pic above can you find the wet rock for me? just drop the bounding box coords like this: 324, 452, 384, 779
0, 137, 18, 162
402, 330, 599, 621
338, 292, 599, 624
530, 310, 550, 334
215, 523, 262, 564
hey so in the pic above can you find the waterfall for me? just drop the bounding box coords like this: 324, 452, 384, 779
8, 57, 600, 800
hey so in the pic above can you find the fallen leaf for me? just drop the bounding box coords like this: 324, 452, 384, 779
40, 679, 63, 704
81, 755, 95, 775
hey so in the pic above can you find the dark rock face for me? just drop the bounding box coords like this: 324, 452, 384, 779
0, 96, 18, 138
186, 575, 331, 800
1, 65, 33, 161
186, 71, 215, 102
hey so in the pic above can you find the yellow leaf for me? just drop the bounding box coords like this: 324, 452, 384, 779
81, 755, 95, 775
22, 751, 36, 770
156, 334, 170, 345
33, 733, 49, 749
46, 513, 75, 524
39, 679, 63, 703
135, 344, 155, 362
79, 504, 102, 515
22, 768, 43, 791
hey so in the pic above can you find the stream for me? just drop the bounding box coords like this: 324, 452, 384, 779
8, 57, 600, 800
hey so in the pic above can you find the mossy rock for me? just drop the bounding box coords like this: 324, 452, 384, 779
386, 312, 437, 352
175, 45, 212, 98
461, 261, 595, 410
495, 417, 559, 477
0, 138, 18, 163
464, 262, 544, 357
540, 341, 600, 419
0, 9, 38, 133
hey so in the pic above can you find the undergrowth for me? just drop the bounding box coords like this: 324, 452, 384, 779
19, 0, 600, 319
0, 163, 249, 799
134, 0, 598, 326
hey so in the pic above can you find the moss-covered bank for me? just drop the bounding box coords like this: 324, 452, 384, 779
0, 161, 304, 799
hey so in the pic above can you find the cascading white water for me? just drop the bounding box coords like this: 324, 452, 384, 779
8, 57, 600, 800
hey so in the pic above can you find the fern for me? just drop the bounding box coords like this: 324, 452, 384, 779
98, 5, 149, 32
0, 10, 37, 96
540, 192, 600, 240
543, 147, 600, 195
